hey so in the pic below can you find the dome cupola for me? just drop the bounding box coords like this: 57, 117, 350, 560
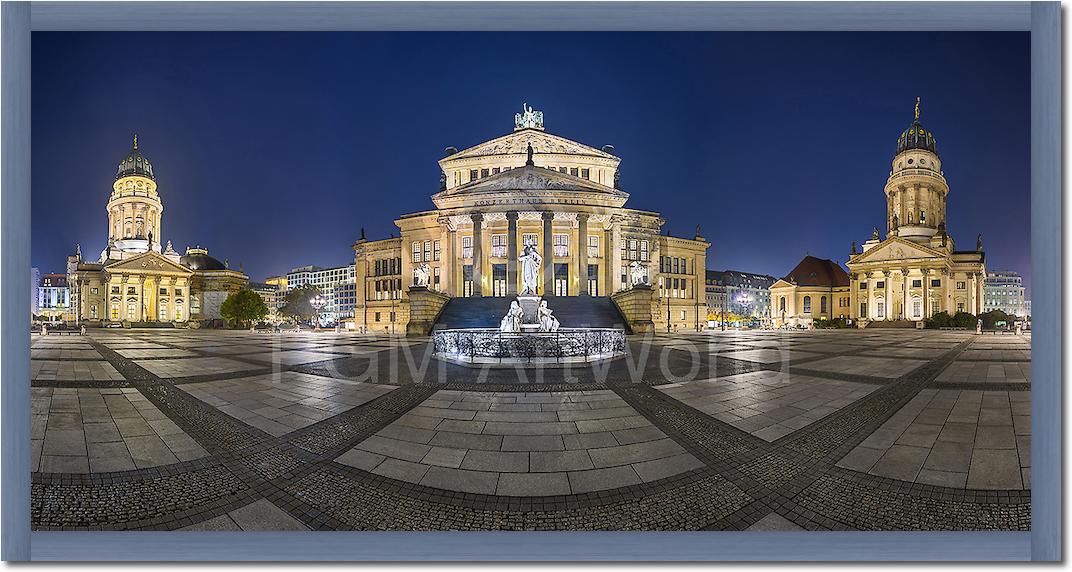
895, 98, 938, 156
115, 134, 155, 181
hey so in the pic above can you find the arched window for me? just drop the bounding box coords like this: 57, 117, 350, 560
803, 296, 811, 313
820, 296, 828, 314
779, 297, 786, 313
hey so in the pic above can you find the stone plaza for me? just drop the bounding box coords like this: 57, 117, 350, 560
31, 328, 1030, 531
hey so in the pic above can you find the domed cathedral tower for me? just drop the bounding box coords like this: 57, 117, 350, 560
885, 98, 950, 247
846, 99, 985, 326
107, 134, 163, 258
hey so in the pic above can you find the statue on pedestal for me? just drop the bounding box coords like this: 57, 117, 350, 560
499, 300, 523, 333
413, 262, 431, 287
519, 244, 542, 296
629, 260, 648, 287
537, 300, 560, 332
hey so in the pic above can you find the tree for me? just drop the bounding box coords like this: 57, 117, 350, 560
281, 285, 321, 324
220, 289, 269, 329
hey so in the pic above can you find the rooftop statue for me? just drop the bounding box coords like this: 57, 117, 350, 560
514, 102, 544, 130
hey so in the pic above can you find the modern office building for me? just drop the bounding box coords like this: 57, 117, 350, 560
37, 273, 72, 323
705, 270, 776, 322
983, 271, 1026, 317
286, 264, 356, 324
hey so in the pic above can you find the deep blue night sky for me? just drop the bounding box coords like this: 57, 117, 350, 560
32, 32, 1031, 294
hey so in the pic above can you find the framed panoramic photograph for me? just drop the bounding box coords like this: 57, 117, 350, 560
1, 0, 1061, 562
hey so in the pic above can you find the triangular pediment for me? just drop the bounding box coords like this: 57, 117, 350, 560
851, 236, 944, 264
435, 164, 627, 198
441, 129, 618, 163
769, 279, 795, 290
104, 251, 193, 275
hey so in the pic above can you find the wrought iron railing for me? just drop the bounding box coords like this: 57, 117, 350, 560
432, 328, 626, 363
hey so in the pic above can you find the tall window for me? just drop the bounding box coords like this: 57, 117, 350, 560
877, 299, 885, 318
433, 240, 441, 261
820, 296, 827, 314
860, 302, 867, 318
127, 302, 138, 320
803, 296, 811, 313
412, 242, 422, 263
640, 240, 649, 261
491, 234, 507, 257
424, 240, 432, 262
111, 303, 119, 320
588, 235, 599, 258
912, 297, 922, 318
159, 305, 168, 321
522, 233, 538, 247
587, 264, 599, 296
463, 264, 473, 297
433, 266, 441, 288
90, 305, 98, 319
780, 297, 786, 315
461, 236, 473, 259
553, 234, 569, 257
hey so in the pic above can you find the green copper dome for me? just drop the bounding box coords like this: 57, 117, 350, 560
115, 134, 155, 181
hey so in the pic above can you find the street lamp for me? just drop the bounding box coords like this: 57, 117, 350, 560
310, 294, 326, 332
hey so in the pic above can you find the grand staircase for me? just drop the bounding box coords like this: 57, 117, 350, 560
432, 296, 631, 333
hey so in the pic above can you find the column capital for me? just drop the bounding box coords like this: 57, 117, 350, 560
470, 213, 484, 224
541, 211, 555, 222
576, 212, 590, 222
505, 211, 519, 221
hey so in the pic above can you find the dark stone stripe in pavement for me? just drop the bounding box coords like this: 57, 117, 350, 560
283, 384, 439, 458
32, 464, 251, 530
285, 463, 750, 531
791, 471, 1029, 531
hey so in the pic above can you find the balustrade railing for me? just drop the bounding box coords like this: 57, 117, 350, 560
433, 328, 626, 363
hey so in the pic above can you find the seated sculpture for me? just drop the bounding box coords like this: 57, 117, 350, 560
537, 300, 560, 332
499, 300, 523, 333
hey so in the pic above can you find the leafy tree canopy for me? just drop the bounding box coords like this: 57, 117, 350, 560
282, 285, 321, 322
220, 289, 269, 328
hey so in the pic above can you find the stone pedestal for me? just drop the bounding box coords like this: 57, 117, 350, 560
611, 285, 655, 333
516, 295, 541, 325
406, 287, 451, 336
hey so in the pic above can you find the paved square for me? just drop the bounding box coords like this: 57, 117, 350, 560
337, 389, 703, 496
181, 372, 397, 436
30, 329, 1031, 531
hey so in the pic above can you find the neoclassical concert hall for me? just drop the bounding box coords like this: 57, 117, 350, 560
353, 105, 709, 333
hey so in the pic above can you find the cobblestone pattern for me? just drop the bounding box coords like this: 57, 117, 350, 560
285, 464, 750, 530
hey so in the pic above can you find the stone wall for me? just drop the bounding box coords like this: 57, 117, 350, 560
406, 287, 452, 336
611, 285, 656, 333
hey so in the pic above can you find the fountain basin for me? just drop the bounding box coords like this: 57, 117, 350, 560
432, 328, 626, 365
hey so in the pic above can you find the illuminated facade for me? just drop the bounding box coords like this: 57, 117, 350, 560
353, 106, 709, 333
846, 100, 986, 324
67, 136, 248, 325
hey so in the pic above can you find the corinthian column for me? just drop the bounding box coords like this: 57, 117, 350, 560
577, 213, 589, 295
506, 211, 519, 296
471, 213, 483, 297
542, 212, 554, 296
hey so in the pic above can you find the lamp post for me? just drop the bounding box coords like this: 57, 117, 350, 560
310, 294, 326, 332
